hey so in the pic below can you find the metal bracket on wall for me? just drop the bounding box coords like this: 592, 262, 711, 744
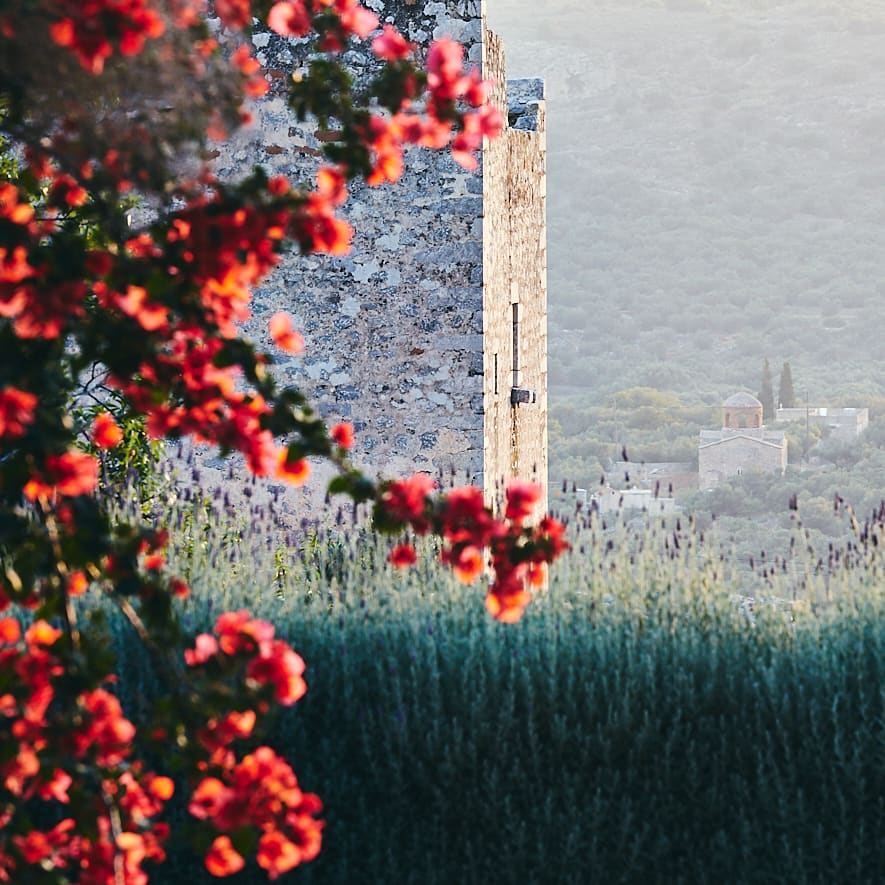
510, 388, 537, 406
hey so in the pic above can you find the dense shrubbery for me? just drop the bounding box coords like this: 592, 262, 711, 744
0, 2, 568, 880
549, 387, 713, 488
107, 485, 884, 884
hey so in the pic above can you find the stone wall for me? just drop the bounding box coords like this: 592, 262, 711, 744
698, 436, 787, 489
203, 2, 547, 516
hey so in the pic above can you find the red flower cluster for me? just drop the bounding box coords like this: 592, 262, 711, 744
372, 23, 413, 61
269, 312, 304, 354
291, 166, 353, 255
214, 0, 252, 31
0, 181, 90, 340
191, 747, 323, 879
186, 611, 307, 709
0, 620, 174, 883
388, 543, 417, 568
162, 195, 294, 337
0, 1, 568, 880
330, 421, 354, 449
0, 387, 36, 438
47, 0, 166, 74
356, 35, 504, 183
116, 329, 278, 473
381, 472, 436, 533
267, 0, 377, 48
182, 612, 320, 878
21, 450, 99, 502
92, 411, 124, 449
69, 689, 137, 767
379, 478, 569, 622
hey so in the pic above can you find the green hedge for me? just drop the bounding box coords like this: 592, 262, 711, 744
105, 497, 884, 884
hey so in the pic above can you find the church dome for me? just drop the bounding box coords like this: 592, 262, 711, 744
723, 392, 762, 409
722, 391, 763, 429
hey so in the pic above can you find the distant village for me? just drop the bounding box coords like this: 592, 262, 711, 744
550, 391, 870, 516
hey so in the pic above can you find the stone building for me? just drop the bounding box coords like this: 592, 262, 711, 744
591, 487, 678, 516
775, 406, 869, 441
698, 392, 787, 489
211, 1, 548, 513
609, 461, 698, 495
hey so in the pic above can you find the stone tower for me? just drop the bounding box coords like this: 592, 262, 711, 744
212, 1, 548, 512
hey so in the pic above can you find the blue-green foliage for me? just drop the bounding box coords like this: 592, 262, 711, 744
104, 489, 884, 884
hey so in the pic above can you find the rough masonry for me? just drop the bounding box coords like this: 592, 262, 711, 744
209, 1, 548, 513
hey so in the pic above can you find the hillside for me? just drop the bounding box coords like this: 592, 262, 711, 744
488, 0, 885, 405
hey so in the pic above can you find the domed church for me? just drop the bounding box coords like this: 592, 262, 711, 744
698, 392, 787, 489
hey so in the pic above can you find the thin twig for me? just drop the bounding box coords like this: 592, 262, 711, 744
102, 783, 126, 885
40, 501, 81, 654
106, 590, 188, 688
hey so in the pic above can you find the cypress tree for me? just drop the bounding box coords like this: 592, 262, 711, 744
758, 358, 775, 421
778, 362, 796, 408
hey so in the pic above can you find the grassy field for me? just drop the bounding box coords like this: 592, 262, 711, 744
104, 489, 883, 884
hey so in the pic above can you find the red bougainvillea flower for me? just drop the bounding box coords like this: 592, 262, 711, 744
186, 612, 307, 704
215, 0, 252, 30
257, 830, 303, 880
267, 0, 311, 37
247, 640, 307, 705
330, 421, 353, 449
169, 577, 190, 598
214, 610, 275, 656
25, 619, 62, 648
66, 571, 89, 596
291, 166, 353, 255
22, 451, 99, 501
363, 115, 405, 186
527, 561, 546, 588
388, 543, 416, 568
48, 174, 88, 208
3, 277, 87, 340
205, 835, 245, 877
269, 312, 304, 353
310, 0, 378, 48
99, 283, 169, 332
448, 544, 483, 585
0, 387, 37, 438
188, 778, 227, 821
275, 449, 310, 485
372, 23, 413, 61
61, 688, 138, 768
143, 552, 164, 571
184, 633, 220, 666
0, 182, 36, 226
337, 1, 378, 39
92, 412, 123, 449
440, 485, 499, 548
0, 618, 21, 645
191, 747, 323, 876
231, 45, 269, 97
47, 0, 166, 74
426, 37, 466, 100
11, 818, 75, 866
485, 581, 532, 624
504, 480, 543, 523
381, 473, 435, 532
533, 515, 570, 561
196, 709, 257, 753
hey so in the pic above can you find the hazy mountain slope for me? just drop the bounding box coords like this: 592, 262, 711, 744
488, 0, 885, 405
